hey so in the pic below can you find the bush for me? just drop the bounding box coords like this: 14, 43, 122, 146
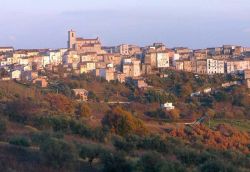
40, 138, 77, 169
0, 119, 6, 135
77, 103, 91, 118
136, 152, 185, 172
31, 131, 51, 145
6, 98, 41, 123
167, 108, 180, 121
138, 136, 171, 154
45, 93, 75, 114
9, 136, 30, 147
113, 135, 140, 152
102, 106, 147, 136
79, 144, 109, 166
200, 160, 236, 172
102, 152, 134, 172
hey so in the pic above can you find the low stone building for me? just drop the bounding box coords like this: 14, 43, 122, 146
32, 77, 48, 88
133, 78, 148, 89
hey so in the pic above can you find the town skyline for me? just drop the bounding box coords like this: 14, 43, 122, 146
0, 28, 250, 50
1, 0, 250, 49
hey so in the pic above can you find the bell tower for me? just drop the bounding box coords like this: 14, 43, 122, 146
68, 30, 76, 49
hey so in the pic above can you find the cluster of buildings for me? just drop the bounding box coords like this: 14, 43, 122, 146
1, 30, 250, 89
174, 46, 250, 75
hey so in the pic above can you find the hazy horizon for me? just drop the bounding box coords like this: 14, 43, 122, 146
0, 0, 250, 49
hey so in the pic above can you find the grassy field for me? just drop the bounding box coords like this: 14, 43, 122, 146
207, 119, 250, 132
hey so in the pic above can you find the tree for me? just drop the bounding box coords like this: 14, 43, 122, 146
167, 108, 181, 121
40, 138, 77, 169
200, 160, 236, 172
0, 119, 6, 135
9, 136, 30, 147
45, 93, 75, 114
87, 91, 99, 101
6, 97, 42, 123
102, 107, 147, 136
102, 152, 133, 172
136, 152, 184, 172
77, 103, 91, 118
214, 91, 228, 102
79, 144, 108, 167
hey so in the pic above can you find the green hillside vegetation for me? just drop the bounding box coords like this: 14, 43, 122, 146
0, 71, 249, 171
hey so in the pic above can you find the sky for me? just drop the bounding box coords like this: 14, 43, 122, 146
0, 0, 250, 49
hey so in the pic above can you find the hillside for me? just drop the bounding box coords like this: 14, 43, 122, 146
0, 73, 249, 172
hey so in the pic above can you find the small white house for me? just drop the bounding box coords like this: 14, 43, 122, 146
11, 70, 21, 80
203, 88, 212, 94
191, 91, 201, 97
161, 102, 175, 111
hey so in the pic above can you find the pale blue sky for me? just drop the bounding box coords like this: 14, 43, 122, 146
0, 0, 250, 49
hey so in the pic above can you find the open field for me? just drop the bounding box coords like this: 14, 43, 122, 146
208, 119, 250, 132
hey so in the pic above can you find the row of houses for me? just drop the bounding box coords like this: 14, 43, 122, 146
1, 30, 250, 89
175, 58, 250, 75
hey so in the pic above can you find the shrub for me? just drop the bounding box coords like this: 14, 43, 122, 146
40, 138, 77, 169
6, 98, 41, 123
0, 119, 6, 135
101, 152, 133, 172
136, 152, 185, 172
9, 136, 31, 147
45, 93, 75, 114
167, 108, 180, 121
113, 135, 140, 152
200, 160, 236, 172
79, 144, 109, 167
102, 106, 147, 136
77, 103, 91, 118
31, 131, 51, 145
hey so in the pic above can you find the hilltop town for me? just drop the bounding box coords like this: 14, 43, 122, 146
1, 30, 250, 89
0, 31, 250, 172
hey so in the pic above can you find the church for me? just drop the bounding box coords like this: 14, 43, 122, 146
67, 30, 105, 54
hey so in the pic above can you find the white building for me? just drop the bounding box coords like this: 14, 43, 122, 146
207, 58, 225, 74
11, 70, 21, 80
172, 53, 180, 66
161, 102, 175, 111
156, 52, 169, 68
99, 67, 115, 82
42, 56, 50, 67
49, 51, 63, 66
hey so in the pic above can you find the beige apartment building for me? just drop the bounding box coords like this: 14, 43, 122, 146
193, 49, 207, 60
175, 59, 195, 73
226, 60, 250, 74
80, 52, 98, 62
244, 69, 250, 79
129, 45, 141, 55
79, 62, 96, 74
122, 58, 141, 77
103, 53, 122, 66
117, 44, 129, 55
175, 60, 184, 71
144, 52, 157, 68
196, 59, 207, 74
